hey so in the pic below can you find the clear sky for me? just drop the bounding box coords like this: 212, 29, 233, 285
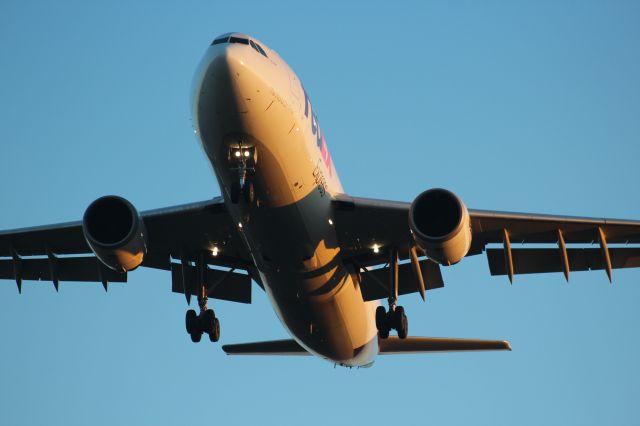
1, 1, 640, 425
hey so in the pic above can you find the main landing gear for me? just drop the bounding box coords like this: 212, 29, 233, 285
228, 142, 256, 205
375, 247, 409, 339
376, 305, 408, 339
185, 283, 220, 343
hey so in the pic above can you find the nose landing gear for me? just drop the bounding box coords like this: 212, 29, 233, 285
375, 247, 409, 339
228, 142, 256, 205
185, 282, 220, 343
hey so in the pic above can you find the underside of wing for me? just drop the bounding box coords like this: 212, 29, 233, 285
379, 336, 511, 354
332, 192, 640, 288
471, 209, 640, 282
333, 194, 445, 301
357, 260, 443, 302
0, 197, 255, 302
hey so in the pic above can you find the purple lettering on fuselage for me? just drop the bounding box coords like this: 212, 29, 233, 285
303, 87, 333, 176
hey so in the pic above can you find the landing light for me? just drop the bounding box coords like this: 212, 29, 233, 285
244, 151, 250, 157
328, 219, 334, 225
211, 247, 219, 257
234, 151, 241, 158
372, 244, 380, 254
238, 222, 243, 229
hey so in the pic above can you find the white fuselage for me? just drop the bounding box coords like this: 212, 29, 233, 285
191, 33, 379, 367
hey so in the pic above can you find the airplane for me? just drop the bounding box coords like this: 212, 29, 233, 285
2, 32, 640, 368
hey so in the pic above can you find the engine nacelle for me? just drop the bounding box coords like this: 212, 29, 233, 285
409, 188, 472, 266
82, 195, 147, 272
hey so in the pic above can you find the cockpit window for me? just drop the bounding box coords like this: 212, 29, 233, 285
229, 36, 249, 45
212, 36, 268, 58
249, 40, 268, 58
256, 44, 268, 57
212, 37, 229, 45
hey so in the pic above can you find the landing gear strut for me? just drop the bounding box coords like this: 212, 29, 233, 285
228, 142, 256, 205
375, 247, 409, 339
185, 282, 220, 343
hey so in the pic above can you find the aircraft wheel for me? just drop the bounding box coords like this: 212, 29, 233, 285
376, 306, 390, 339
185, 309, 197, 335
395, 306, 408, 339
202, 309, 216, 334
190, 330, 202, 343
209, 317, 221, 342
378, 326, 390, 339
375, 306, 387, 331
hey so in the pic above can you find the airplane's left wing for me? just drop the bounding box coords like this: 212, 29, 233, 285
0, 197, 254, 302
332, 193, 640, 296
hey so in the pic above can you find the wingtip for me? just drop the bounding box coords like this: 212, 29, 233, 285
504, 340, 512, 351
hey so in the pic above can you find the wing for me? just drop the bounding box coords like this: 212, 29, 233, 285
0, 197, 254, 302
332, 194, 640, 294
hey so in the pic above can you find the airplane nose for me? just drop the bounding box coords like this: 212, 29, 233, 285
193, 45, 250, 126
210, 44, 246, 82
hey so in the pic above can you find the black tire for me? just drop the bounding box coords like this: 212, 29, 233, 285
243, 181, 254, 204
185, 309, 197, 335
230, 180, 240, 204
209, 317, 221, 342
399, 314, 409, 339
394, 306, 405, 330
395, 306, 408, 339
375, 306, 386, 331
378, 327, 390, 339
203, 309, 216, 335
190, 331, 202, 343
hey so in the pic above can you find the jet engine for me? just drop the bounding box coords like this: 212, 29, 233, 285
82, 195, 147, 272
409, 188, 471, 266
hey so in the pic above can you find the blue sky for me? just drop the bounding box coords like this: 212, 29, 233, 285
1, 1, 640, 425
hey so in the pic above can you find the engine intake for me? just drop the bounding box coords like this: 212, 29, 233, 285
409, 188, 471, 265
82, 195, 147, 272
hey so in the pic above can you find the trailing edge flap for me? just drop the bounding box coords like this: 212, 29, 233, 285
0, 256, 126, 283
358, 260, 443, 302
379, 336, 511, 354
487, 248, 640, 276
222, 339, 310, 356
170, 263, 251, 304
